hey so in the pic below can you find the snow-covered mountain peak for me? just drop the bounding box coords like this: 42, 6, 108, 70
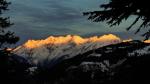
22, 34, 121, 49
13, 34, 122, 66
144, 40, 150, 43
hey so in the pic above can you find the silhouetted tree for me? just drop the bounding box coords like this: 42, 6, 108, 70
84, 0, 150, 40
0, 0, 19, 82
0, 0, 19, 48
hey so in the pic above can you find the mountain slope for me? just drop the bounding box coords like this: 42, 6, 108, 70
33, 40, 150, 84
14, 34, 121, 67
11, 34, 150, 84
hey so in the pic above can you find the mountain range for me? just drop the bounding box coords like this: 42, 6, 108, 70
13, 34, 121, 67
8, 34, 150, 84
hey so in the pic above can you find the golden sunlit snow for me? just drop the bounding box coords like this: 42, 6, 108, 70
24, 34, 121, 49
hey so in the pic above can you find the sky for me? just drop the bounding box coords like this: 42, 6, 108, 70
6, 0, 145, 45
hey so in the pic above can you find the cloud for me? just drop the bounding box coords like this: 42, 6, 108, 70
6, 0, 147, 45
8, 0, 83, 26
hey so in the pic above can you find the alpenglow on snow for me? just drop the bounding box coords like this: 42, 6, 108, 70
14, 34, 121, 66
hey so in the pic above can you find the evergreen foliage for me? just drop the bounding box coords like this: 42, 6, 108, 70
84, 0, 150, 40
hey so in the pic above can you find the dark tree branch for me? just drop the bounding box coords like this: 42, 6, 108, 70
84, 0, 150, 40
